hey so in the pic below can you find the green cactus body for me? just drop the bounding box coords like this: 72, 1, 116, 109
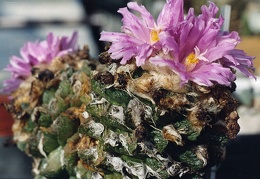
9, 46, 239, 178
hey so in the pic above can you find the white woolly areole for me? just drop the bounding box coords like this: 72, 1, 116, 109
84, 147, 99, 162
106, 155, 125, 172
60, 149, 65, 167
127, 99, 143, 126
88, 120, 105, 137
76, 170, 82, 179
72, 80, 82, 95
90, 93, 108, 105
32, 158, 41, 175
105, 131, 118, 147
106, 155, 160, 179
38, 132, 47, 158
82, 111, 90, 119
109, 105, 125, 123
118, 133, 130, 154
105, 131, 131, 154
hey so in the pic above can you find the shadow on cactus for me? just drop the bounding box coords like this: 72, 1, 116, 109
2, 0, 255, 178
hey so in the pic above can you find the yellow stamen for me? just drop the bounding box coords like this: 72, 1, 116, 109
150, 29, 160, 43
186, 53, 199, 64
185, 52, 199, 71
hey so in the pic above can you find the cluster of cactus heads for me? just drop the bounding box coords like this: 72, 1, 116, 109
7, 45, 240, 179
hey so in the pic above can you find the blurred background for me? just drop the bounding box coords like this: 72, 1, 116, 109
0, 0, 259, 178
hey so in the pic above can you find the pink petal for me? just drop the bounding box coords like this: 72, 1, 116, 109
150, 56, 188, 83
189, 62, 235, 86
157, 0, 184, 28
118, 6, 151, 42
1, 78, 23, 94
127, 2, 155, 28
135, 44, 153, 66
159, 31, 179, 54
60, 31, 78, 50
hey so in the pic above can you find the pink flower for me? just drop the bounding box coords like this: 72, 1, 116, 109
151, 2, 255, 86
2, 32, 78, 93
100, 0, 183, 66
100, 0, 255, 86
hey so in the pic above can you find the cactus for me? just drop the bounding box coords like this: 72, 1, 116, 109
3, 0, 255, 178
6, 45, 241, 178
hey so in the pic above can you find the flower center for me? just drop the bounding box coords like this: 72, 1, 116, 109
185, 52, 199, 71
150, 29, 160, 43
